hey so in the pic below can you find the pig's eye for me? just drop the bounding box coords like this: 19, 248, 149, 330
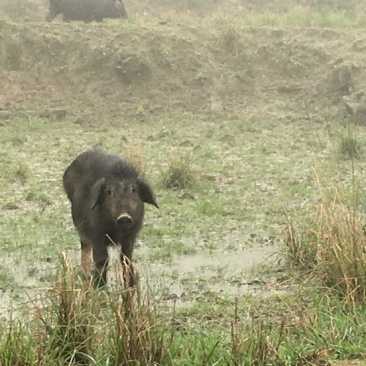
131, 186, 137, 193
106, 189, 113, 196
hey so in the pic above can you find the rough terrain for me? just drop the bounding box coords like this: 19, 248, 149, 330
1, 2, 366, 347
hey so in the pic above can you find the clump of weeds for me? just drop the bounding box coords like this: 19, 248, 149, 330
163, 154, 195, 190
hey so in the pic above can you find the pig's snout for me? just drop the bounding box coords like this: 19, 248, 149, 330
117, 214, 133, 228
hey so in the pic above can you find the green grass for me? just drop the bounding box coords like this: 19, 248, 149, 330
163, 154, 195, 190
2, 112, 366, 364
0, 109, 364, 295
205, 8, 366, 29
3, 267, 366, 365
2, 0, 366, 29
338, 126, 365, 160
1, 97, 366, 363
3, 4, 366, 362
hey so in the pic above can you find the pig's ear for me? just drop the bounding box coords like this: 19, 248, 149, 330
90, 178, 106, 209
137, 178, 159, 208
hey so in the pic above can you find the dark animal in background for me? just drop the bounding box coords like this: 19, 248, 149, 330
46, 0, 128, 23
63, 149, 158, 288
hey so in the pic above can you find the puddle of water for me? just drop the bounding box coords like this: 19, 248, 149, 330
134, 245, 282, 307
0, 249, 79, 320
0, 245, 281, 320
172, 246, 275, 274
136, 245, 276, 279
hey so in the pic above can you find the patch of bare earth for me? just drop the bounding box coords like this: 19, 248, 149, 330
1, 19, 366, 124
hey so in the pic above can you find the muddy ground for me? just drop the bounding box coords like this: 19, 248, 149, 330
1, 0, 366, 330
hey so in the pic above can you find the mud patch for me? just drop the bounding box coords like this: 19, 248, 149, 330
153, 246, 276, 277
133, 245, 282, 308
0, 251, 73, 321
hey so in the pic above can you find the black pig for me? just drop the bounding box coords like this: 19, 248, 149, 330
46, 0, 128, 23
63, 149, 158, 288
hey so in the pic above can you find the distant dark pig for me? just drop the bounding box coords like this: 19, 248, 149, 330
63, 149, 158, 288
46, 0, 128, 23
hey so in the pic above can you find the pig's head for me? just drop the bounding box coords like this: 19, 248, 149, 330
90, 177, 158, 233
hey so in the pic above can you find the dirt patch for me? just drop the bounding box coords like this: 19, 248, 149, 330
1, 19, 366, 124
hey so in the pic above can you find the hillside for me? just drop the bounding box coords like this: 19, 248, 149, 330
1, 1, 366, 124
